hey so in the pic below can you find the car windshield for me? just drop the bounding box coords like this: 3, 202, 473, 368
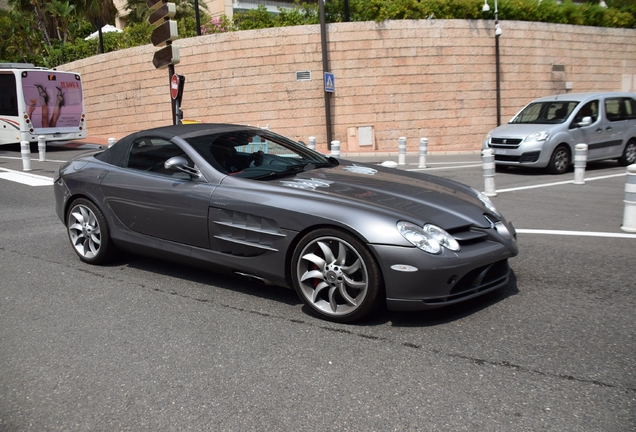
510, 101, 579, 124
185, 129, 336, 179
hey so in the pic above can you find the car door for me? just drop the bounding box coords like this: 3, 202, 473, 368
99, 136, 215, 249
597, 96, 629, 159
568, 99, 609, 161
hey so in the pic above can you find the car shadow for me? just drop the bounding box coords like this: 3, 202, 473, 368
107, 252, 519, 327
117, 252, 303, 307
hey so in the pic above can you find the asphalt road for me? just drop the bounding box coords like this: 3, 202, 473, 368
1, 143, 634, 431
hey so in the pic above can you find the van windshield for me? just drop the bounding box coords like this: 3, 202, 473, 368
510, 101, 579, 124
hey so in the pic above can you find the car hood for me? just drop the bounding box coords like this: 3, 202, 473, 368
489, 122, 556, 138
281, 161, 495, 230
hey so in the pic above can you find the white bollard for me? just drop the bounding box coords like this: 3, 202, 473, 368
418, 137, 428, 169
398, 137, 406, 166
38, 135, 46, 161
573, 143, 588, 185
21, 141, 31, 171
330, 140, 340, 158
308, 136, 316, 151
621, 164, 636, 233
108, 137, 116, 148
482, 149, 496, 197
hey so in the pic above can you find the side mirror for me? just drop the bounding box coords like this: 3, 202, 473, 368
577, 116, 592, 127
165, 156, 201, 178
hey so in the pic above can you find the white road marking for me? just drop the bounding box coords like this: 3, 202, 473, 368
407, 164, 483, 172
516, 228, 636, 239
496, 173, 626, 193
0, 167, 53, 186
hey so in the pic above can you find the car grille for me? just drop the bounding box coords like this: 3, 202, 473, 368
423, 259, 510, 305
495, 151, 540, 163
489, 137, 522, 148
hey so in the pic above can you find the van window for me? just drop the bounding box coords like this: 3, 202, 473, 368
511, 101, 578, 124
0, 74, 18, 116
605, 98, 623, 121
571, 100, 598, 127
625, 98, 636, 120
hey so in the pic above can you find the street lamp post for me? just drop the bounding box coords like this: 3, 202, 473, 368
483, 0, 502, 126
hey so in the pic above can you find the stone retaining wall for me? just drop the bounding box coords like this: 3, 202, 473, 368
62, 19, 636, 153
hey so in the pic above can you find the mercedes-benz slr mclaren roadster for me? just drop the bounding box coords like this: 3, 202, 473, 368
54, 124, 518, 322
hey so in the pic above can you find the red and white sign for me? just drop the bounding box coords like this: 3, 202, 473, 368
170, 74, 179, 99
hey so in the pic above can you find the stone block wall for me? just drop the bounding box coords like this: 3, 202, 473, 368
63, 20, 636, 153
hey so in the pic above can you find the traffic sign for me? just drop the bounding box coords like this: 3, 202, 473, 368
151, 20, 178, 47
171, 74, 179, 99
324, 72, 335, 93
148, 2, 176, 26
152, 44, 180, 69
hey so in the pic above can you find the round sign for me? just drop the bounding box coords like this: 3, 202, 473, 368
170, 74, 179, 100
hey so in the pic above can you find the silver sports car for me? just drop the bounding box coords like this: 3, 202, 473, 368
54, 124, 518, 322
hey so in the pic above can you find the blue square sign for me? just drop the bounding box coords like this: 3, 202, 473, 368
324, 72, 335, 93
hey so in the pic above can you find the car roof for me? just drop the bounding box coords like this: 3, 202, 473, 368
95, 123, 264, 168
531, 92, 636, 103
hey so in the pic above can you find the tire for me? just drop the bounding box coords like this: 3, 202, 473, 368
66, 198, 114, 264
547, 145, 570, 174
291, 228, 383, 323
618, 139, 636, 166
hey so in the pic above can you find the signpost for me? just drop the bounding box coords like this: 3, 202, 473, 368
147, 0, 182, 124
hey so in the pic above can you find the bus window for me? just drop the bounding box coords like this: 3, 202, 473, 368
0, 74, 18, 117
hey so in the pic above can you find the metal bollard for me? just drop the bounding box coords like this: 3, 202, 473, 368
38, 135, 46, 161
108, 137, 116, 148
398, 137, 406, 166
21, 141, 31, 171
621, 164, 636, 233
330, 140, 340, 158
482, 149, 496, 197
418, 137, 428, 169
573, 143, 588, 185
308, 136, 316, 151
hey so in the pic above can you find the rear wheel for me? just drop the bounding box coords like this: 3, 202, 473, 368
291, 228, 383, 323
618, 139, 636, 166
548, 145, 570, 174
66, 198, 114, 264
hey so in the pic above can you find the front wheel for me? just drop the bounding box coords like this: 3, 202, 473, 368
291, 228, 383, 323
547, 145, 570, 174
618, 140, 636, 166
66, 198, 114, 264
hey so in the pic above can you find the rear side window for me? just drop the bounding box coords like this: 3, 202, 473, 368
605, 97, 636, 121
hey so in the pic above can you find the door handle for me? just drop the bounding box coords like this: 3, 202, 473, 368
606, 127, 612, 131
596, 128, 603, 132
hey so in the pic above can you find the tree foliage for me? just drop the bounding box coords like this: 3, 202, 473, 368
0, 0, 634, 67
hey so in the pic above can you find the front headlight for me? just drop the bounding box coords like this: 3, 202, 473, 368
397, 221, 460, 254
526, 131, 550, 142
473, 188, 500, 217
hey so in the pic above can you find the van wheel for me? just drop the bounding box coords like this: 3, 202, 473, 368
548, 145, 570, 174
618, 139, 636, 166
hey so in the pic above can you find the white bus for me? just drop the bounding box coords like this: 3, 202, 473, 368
0, 63, 87, 145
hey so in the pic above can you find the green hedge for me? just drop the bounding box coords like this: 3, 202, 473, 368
43, 0, 635, 68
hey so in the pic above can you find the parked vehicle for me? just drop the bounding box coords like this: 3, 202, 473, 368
0, 63, 86, 145
483, 92, 636, 174
54, 124, 518, 323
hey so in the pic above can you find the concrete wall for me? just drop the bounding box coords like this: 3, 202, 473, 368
62, 20, 636, 153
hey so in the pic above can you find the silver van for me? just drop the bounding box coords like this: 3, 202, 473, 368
483, 92, 636, 174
